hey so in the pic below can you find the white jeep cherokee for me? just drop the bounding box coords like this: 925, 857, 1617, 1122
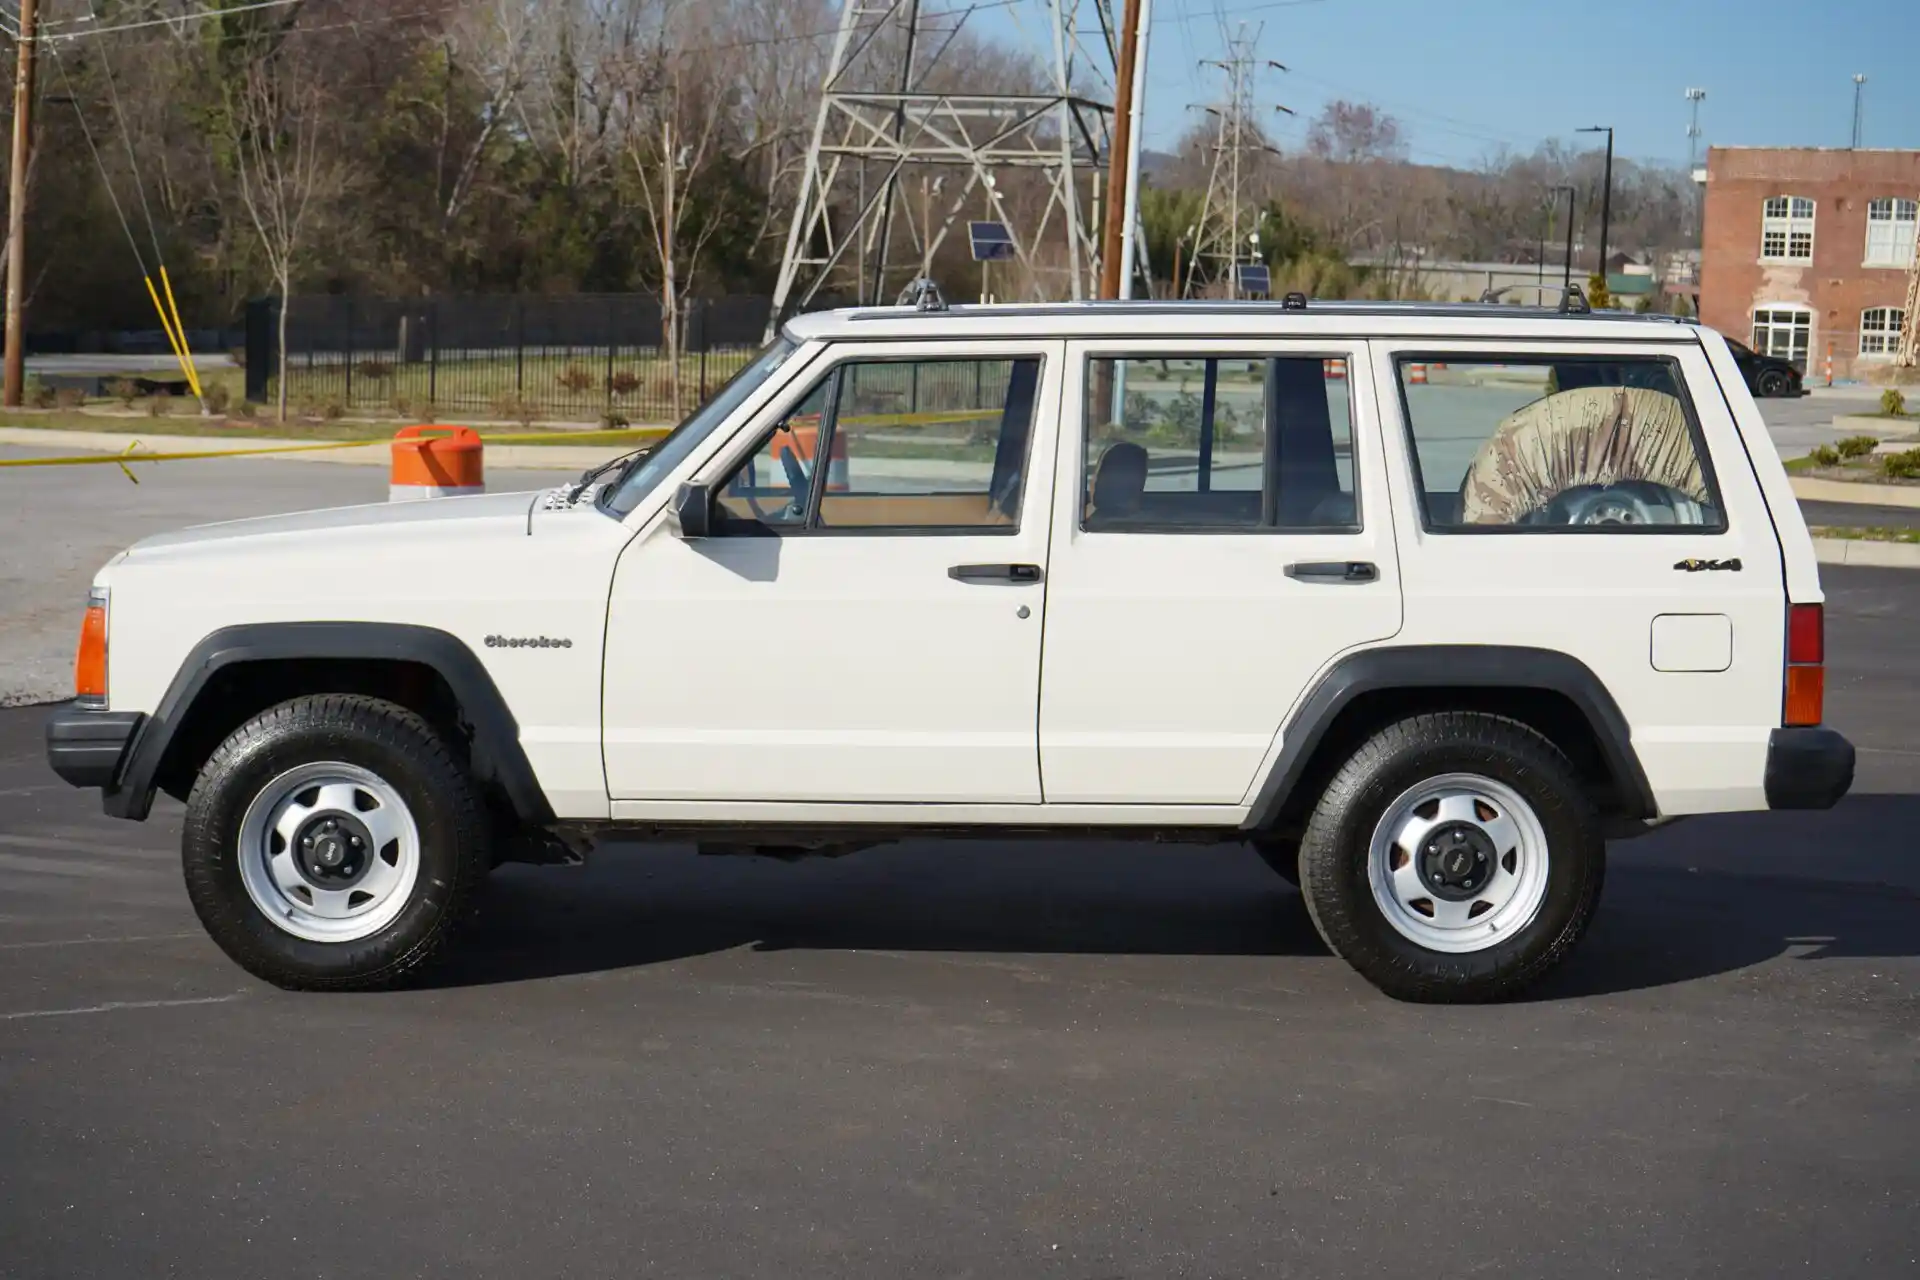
45, 297, 1854, 1002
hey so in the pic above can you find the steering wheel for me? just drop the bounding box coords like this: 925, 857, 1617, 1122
1531, 481, 1708, 527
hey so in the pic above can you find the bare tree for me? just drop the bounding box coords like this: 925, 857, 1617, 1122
228, 50, 348, 420
616, 10, 736, 415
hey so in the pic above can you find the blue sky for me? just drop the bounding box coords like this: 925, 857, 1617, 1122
991, 0, 1920, 168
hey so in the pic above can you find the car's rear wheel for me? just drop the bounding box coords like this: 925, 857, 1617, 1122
182, 695, 490, 990
1296, 712, 1604, 1003
1757, 369, 1791, 398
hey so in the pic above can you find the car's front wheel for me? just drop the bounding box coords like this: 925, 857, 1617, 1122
1296, 712, 1604, 1003
181, 695, 491, 990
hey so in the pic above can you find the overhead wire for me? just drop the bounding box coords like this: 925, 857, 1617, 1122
44, 33, 205, 399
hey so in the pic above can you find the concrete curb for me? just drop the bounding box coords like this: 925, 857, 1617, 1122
1812, 537, 1920, 569
0, 427, 611, 471
1789, 475, 1920, 509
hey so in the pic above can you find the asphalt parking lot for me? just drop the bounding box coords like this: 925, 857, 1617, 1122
0, 564, 1915, 1279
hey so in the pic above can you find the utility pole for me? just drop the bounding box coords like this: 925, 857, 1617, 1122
1553, 184, 1576, 292
1850, 74, 1867, 149
1579, 125, 1614, 286
4, 0, 39, 408
1099, 0, 1144, 300
1684, 88, 1706, 240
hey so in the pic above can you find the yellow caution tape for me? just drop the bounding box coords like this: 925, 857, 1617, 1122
0, 409, 987, 474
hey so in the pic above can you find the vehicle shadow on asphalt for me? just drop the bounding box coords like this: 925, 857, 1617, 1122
427, 795, 1920, 997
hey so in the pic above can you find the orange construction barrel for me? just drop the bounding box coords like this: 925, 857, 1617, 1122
391, 425, 484, 502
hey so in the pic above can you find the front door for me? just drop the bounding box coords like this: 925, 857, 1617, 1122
1038, 341, 1405, 805
602, 340, 1064, 804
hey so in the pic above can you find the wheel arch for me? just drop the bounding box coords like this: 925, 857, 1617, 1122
106, 623, 553, 828
1243, 646, 1655, 836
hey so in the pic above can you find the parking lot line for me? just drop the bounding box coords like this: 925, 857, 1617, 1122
0, 993, 245, 1022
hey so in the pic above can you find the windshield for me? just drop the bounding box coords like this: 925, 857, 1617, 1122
601, 337, 800, 517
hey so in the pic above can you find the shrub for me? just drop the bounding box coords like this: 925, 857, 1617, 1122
53, 386, 86, 410
1807, 444, 1842, 467
107, 377, 139, 407
488, 391, 538, 427
322, 396, 347, 421
1880, 448, 1920, 481
1883, 388, 1908, 417
146, 392, 172, 417
600, 410, 631, 430
28, 380, 56, 408
231, 400, 259, 420
608, 370, 642, 397
1836, 435, 1880, 460
228, 346, 248, 371
202, 383, 233, 415
556, 363, 596, 395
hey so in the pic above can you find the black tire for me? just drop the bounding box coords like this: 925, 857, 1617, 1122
1756, 369, 1790, 398
181, 695, 491, 991
1250, 837, 1300, 885
1296, 712, 1604, 1003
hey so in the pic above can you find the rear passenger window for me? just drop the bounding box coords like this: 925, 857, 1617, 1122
1083, 356, 1357, 531
1397, 356, 1724, 531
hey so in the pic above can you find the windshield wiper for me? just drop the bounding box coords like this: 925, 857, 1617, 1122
568, 445, 651, 503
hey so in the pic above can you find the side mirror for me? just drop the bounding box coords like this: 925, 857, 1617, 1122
668, 482, 713, 539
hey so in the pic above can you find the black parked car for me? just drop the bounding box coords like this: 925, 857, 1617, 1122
1723, 337, 1807, 398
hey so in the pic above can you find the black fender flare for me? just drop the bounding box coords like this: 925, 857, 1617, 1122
1241, 645, 1656, 832
105, 622, 553, 826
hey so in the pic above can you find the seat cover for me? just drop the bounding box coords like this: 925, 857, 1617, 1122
1459, 385, 1707, 525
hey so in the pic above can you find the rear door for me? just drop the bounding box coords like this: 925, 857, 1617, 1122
1038, 340, 1404, 805
1373, 339, 1786, 814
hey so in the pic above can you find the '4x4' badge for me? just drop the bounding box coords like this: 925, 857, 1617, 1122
1673, 558, 1743, 573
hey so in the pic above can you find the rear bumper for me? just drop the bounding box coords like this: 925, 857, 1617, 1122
1764, 727, 1855, 810
44, 704, 144, 790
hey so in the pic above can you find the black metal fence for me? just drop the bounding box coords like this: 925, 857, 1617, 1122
246, 294, 775, 424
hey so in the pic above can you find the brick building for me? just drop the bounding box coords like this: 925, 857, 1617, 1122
1700, 146, 1917, 379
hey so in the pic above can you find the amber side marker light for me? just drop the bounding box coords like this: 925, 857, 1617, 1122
74, 589, 108, 707
1784, 603, 1824, 727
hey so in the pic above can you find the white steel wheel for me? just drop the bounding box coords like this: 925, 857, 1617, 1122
1365, 772, 1550, 955
236, 761, 422, 944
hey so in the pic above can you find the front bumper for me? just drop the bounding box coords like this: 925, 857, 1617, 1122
44, 704, 144, 790
1764, 727, 1855, 810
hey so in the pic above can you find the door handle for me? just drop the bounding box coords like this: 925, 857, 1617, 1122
949, 563, 1043, 584
1286, 560, 1378, 584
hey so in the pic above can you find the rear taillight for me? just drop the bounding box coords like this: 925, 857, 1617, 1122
1784, 603, 1823, 726
74, 588, 108, 707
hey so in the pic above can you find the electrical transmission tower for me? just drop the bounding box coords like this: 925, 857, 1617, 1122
1184, 23, 1286, 299
767, 0, 1119, 335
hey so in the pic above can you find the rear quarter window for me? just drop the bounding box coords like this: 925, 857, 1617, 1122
1395, 355, 1725, 533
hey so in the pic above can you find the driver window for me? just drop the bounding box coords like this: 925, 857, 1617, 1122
1397, 355, 1725, 532
714, 379, 834, 529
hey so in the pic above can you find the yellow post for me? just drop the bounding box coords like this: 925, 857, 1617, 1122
158, 265, 203, 399
143, 276, 200, 399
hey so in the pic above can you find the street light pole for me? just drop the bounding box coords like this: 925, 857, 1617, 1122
1579, 126, 1614, 289
1552, 184, 1577, 293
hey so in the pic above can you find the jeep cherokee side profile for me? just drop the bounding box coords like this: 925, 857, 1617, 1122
44, 300, 1855, 1002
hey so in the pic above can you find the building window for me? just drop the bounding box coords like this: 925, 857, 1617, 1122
1752, 306, 1813, 369
1864, 198, 1918, 268
1760, 195, 1815, 262
1860, 308, 1907, 358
